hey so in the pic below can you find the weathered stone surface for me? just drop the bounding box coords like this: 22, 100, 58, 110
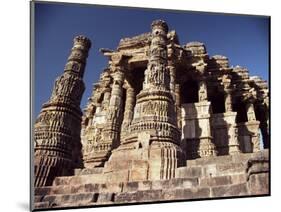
34, 201, 50, 209
97, 193, 115, 203
162, 188, 211, 200
248, 173, 269, 195
43, 192, 98, 206
199, 176, 233, 187
151, 178, 199, 190
74, 167, 103, 175
176, 166, 202, 178
115, 190, 163, 203
211, 183, 249, 197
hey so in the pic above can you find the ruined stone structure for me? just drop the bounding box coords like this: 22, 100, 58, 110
33, 20, 269, 210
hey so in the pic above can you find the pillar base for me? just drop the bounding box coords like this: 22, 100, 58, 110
103, 133, 185, 183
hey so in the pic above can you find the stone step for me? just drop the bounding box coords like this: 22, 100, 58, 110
41, 192, 100, 207
74, 167, 103, 175
36, 177, 199, 196
186, 150, 268, 167
199, 174, 247, 187
114, 187, 212, 203
115, 182, 250, 204
35, 182, 123, 196
35, 181, 251, 208
35, 192, 116, 209
53, 173, 104, 186
33, 201, 50, 209
177, 162, 247, 178
210, 182, 249, 197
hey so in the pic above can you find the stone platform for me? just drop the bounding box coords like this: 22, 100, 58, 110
34, 150, 269, 210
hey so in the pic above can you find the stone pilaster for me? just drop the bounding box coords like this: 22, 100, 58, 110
103, 69, 125, 147
168, 64, 176, 97
121, 87, 135, 138
226, 116, 241, 155
175, 84, 181, 128
101, 88, 111, 110
87, 68, 125, 166
196, 102, 217, 157
34, 35, 91, 187
196, 79, 216, 157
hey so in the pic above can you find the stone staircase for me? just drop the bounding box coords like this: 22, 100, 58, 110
33, 150, 269, 210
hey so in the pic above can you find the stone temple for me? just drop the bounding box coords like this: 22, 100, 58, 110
33, 20, 269, 210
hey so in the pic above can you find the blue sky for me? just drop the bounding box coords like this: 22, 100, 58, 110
34, 2, 269, 116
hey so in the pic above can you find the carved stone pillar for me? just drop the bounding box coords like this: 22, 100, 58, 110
175, 84, 181, 128
226, 117, 241, 155
101, 88, 111, 110
102, 68, 125, 148
34, 35, 91, 187
168, 64, 176, 95
121, 87, 135, 138
196, 102, 217, 157
104, 20, 184, 182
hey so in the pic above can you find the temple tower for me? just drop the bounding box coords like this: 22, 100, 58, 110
33, 36, 91, 187
104, 20, 185, 181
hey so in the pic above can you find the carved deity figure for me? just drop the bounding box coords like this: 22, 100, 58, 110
198, 81, 207, 101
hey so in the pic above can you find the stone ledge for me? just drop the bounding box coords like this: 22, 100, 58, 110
211, 183, 249, 197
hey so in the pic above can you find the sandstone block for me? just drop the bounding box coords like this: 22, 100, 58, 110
122, 182, 139, 192
115, 189, 163, 203
248, 173, 269, 195
176, 166, 202, 178
34, 201, 50, 209
43, 193, 99, 206
98, 182, 123, 193
97, 193, 115, 202
162, 188, 210, 200
130, 168, 149, 181
211, 183, 249, 197
199, 175, 232, 187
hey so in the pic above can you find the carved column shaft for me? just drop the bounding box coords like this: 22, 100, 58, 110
102, 89, 111, 109
175, 84, 181, 128
34, 35, 91, 187
121, 87, 135, 136
169, 65, 176, 94
102, 69, 125, 147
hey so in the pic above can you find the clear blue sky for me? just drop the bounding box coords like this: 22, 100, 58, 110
34, 2, 269, 116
